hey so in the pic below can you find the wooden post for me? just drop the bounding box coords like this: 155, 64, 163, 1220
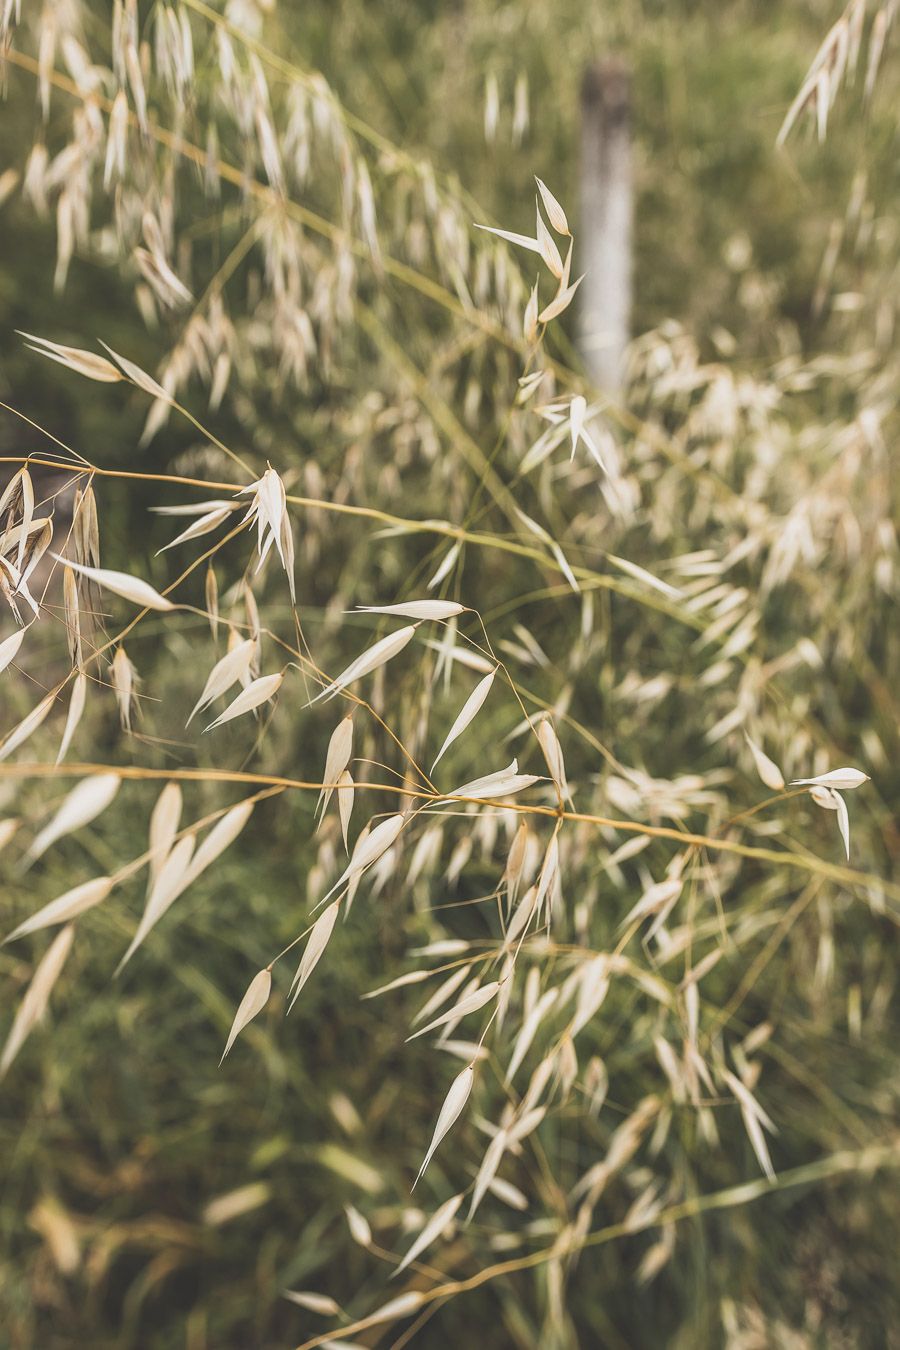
579, 59, 633, 398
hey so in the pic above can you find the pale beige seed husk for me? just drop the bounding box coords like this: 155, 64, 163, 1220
503, 886, 538, 951
311, 625, 417, 703
354, 600, 463, 621
205, 672, 282, 731
834, 791, 851, 860
534, 177, 570, 234
393, 1193, 463, 1277
288, 900, 340, 1008
538, 274, 583, 323
536, 209, 563, 278
325, 813, 405, 901
188, 637, 257, 724
160, 506, 232, 552
362, 969, 433, 1000
50, 554, 174, 611
5, 877, 113, 943
3, 516, 51, 576
336, 770, 354, 851
366, 1291, 427, 1326
407, 981, 500, 1041
0, 688, 57, 762
117, 834, 196, 972
205, 565, 218, 640
570, 394, 587, 456
507, 989, 558, 1081
621, 878, 683, 930
221, 968, 272, 1062
537, 718, 568, 798
56, 670, 87, 765
473, 223, 541, 253
148, 782, 183, 889
0, 925, 75, 1078
487, 1175, 528, 1210
183, 799, 255, 888
344, 1203, 372, 1248
469, 1129, 508, 1221
281, 1290, 342, 1316
202, 1183, 270, 1227
279, 512, 296, 603
18, 330, 123, 382
14, 469, 34, 576
426, 541, 460, 590
0, 465, 27, 521
412, 966, 470, 1027
791, 766, 868, 790
98, 341, 168, 399
0, 629, 25, 675
608, 554, 683, 602
505, 821, 530, 895
111, 647, 136, 732
809, 785, 851, 859
414, 1064, 474, 1186
26, 773, 120, 865
432, 669, 495, 771
317, 714, 354, 818
0, 818, 20, 852
744, 733, 785, 791
450, 760, 539, 801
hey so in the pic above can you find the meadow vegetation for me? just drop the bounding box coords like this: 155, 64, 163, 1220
0, 2, 898, 1347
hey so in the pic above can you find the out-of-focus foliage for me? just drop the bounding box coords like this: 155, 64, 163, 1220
0, 2, 898, 1348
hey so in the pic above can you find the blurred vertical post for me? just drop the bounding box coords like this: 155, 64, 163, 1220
579, 58, 633, 398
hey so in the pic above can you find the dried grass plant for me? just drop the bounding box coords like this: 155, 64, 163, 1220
0, 2, 897, 1347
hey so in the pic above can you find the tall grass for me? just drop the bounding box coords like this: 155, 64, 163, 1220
0, 2, 897, 1347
